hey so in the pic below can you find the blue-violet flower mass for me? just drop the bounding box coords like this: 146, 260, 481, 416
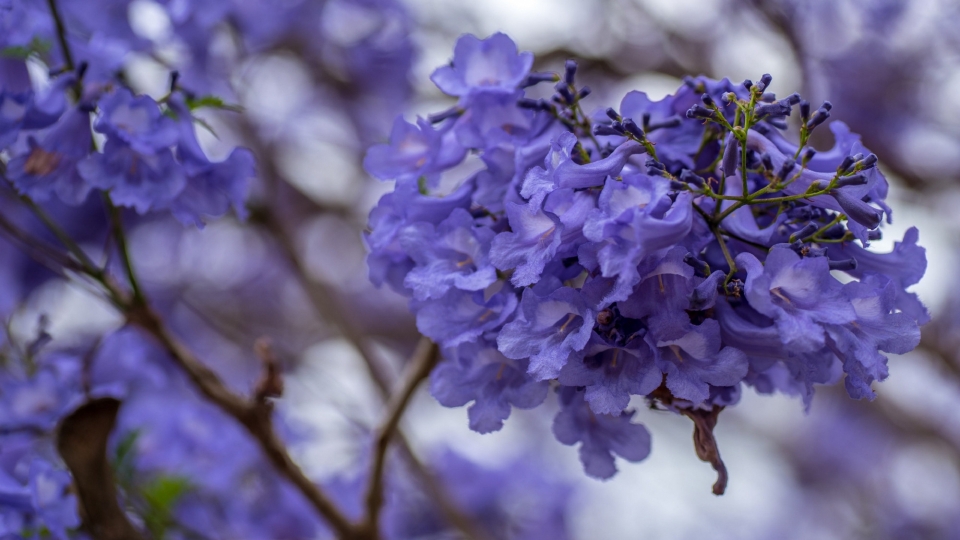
365, 32, 927, 491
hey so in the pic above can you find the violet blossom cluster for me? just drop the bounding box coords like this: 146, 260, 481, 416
366, 33, 928, 486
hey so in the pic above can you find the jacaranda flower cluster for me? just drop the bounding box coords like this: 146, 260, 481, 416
365, 33, 927, 490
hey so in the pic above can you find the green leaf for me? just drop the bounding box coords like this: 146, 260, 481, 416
142, 476, 191, 540
1, 37, 52, 60
417, 175, 429, 195
184, 95, 243, 113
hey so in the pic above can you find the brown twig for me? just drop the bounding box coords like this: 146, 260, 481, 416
361, 337, 439, 538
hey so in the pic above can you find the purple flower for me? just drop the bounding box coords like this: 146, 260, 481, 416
497, 286, 595, 380
827, 275, 921, 399
520, 132, 644, 208
489, 199, 562, 287
430, 33, 534, 102
92, 88, 179, 155
7, 108, 93, 205
738, 246, 856, 352
647, 312, 748, 405
415, 285, 518, 348
168, 97, 255, 227
557, 333, 660, 415
826, 226, 928, 324
363, 116, 465, 181
430, 339, 548, 433
400, 208, 498, 300
582, 175, 694, 304
0, 73, 68, 150
79, 89, 185, 213
618, 246, 722, 319
552, 387, 651, 479
365, 176, 476, 292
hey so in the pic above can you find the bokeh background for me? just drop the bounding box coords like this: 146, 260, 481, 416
6, 0, 960, 538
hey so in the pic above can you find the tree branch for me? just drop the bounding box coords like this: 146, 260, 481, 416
361, 337, 439, 537
57, 398, 145, 540
125, 302, 358, 538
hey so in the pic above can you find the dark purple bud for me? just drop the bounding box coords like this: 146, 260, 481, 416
828, 258, 858, 271
701, 93, 715, 107
799, 100, 811, 120
669, 180, 686, 190
564, 59, 578, 85
821, 101, 833, 111
838, 155, 857, 174
834, 173, 868, 188
683, 254, 710, 278
721, 92, 736, 105
577, 86, 591, 100
861, 153, 878, 169
805, 108, 830, 130
522, 72, 559, 87
77, 61, 89, 80
680, 170, 706, 187
821, 223, 847, 239
790, 222, 820, 241
833, 190, 881, 229
867, 229, 882, 241
753, 123, 772, 135
646, 158, 665, 171
757, 73, 773, 92
742, 79, 753, 90
555, 82, 574, 103
722, 134, 739, 177
594, 124, 624, 136
760, 153, 774, 172
605, 107, 621, 121
571, 142, 590, 165
169, 70, 180, 92
621, 118, 646, 140
755, 101, 791, 117
802, 147, 816, 163
686, 105, 717, 121
777, 160, 796, 181
760, 92, 776, 103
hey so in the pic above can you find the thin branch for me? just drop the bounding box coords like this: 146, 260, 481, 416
125, 302, 358, 538
103, 193, 145, 305
45, 0, 74, 71
362, 337, 439, 537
